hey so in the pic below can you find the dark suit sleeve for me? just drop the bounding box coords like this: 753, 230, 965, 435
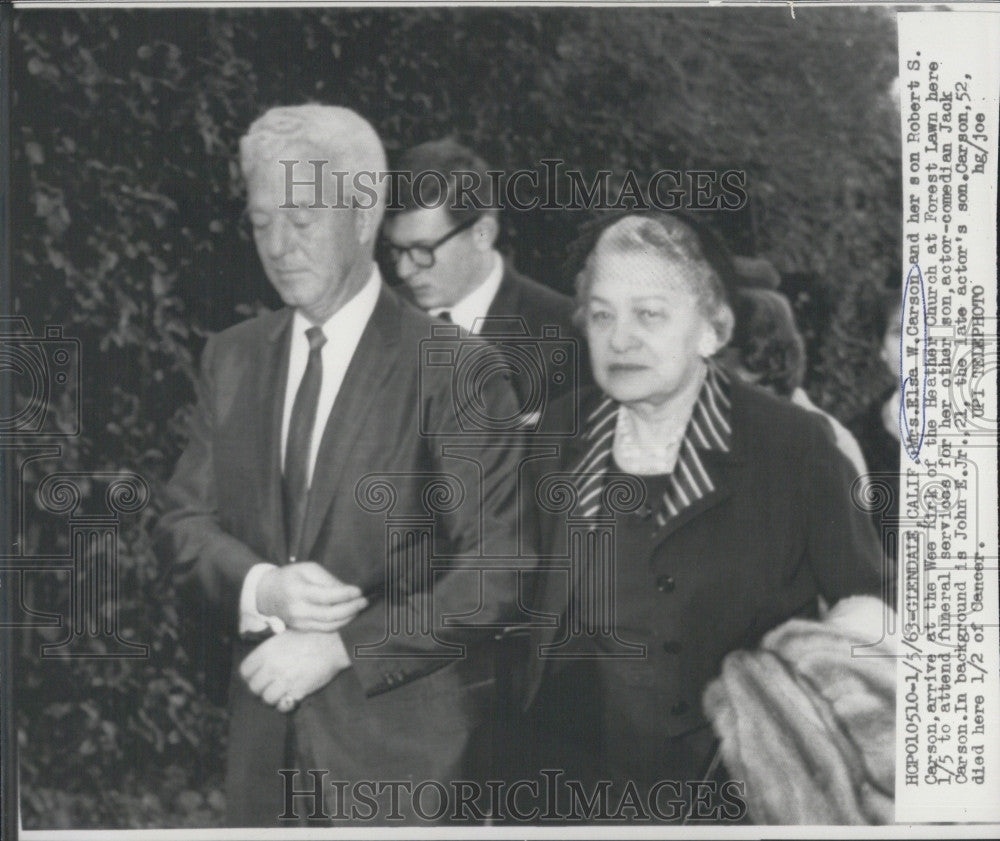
340, 354, 531, 696
801, 416, 888, 601
154, 334, 269, 631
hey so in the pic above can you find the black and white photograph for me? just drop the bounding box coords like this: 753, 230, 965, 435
2, 1, 998, 836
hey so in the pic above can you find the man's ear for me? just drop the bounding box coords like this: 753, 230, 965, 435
471, 214, 499, 252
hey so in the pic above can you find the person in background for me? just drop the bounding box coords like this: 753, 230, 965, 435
382, 138, 584, 421
725, 287, 869, 477
853, 283, 904, 517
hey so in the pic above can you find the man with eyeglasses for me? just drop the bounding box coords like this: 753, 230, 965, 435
383, 139, 582, 417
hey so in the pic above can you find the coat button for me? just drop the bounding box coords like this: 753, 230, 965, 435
662, 639, 682, 654
656, 575, 676, 593
670, 700, 690, 716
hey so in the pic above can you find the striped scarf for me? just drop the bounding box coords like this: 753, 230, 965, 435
572, 363, 732, 526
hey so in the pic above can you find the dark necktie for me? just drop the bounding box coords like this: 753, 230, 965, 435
283, 325, 326, 560
438, 311, 453, 323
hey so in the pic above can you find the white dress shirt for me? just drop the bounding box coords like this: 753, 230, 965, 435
428, 250, 503, 333
239, 266, 381, 635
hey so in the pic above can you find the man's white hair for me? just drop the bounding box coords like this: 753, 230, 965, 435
239, 105, 387, 225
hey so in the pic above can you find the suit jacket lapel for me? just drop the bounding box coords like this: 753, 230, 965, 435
648, 365, 741, 545
650, 446, 740, 544
297, 286, 402, 559
569, 365, 741, 541
570, 395, 617, 517
256, 309, 294, 563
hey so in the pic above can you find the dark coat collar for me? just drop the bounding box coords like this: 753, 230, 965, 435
568, 364, 741, 538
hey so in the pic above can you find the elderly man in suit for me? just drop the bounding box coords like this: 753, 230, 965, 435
382, 139, 584, 420
156, 106, 528, 826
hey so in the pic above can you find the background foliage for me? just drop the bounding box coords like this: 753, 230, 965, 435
9, 7, 899, 828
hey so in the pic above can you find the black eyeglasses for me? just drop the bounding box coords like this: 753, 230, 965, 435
384, 217, 477, 269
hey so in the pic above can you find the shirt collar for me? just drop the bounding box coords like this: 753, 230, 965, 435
572, 362, 732, 522
291, 264, 381, 341
429, 250, 504, 333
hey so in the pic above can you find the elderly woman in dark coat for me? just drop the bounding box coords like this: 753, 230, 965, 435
524, 212, 886, 823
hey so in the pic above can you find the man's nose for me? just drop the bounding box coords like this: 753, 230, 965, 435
261, 219, 291, 261
395, 251, 420, 281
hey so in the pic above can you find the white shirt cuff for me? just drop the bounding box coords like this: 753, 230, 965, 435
238, 563, 287, 636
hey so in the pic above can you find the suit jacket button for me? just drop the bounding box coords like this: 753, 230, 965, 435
670, 700, 689, 716
656, 575, 675, 593
662, 639, 682, 654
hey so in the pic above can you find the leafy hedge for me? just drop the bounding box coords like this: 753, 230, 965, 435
10, 7, 899, 828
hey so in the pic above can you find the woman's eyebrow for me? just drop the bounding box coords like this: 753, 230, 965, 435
589, 294, 671, 305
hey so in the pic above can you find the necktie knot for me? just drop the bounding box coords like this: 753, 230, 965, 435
305, 326, 326, 352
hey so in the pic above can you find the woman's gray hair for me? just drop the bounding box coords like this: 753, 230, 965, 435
239, 105, 387, 228
574, 213, 735, 345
